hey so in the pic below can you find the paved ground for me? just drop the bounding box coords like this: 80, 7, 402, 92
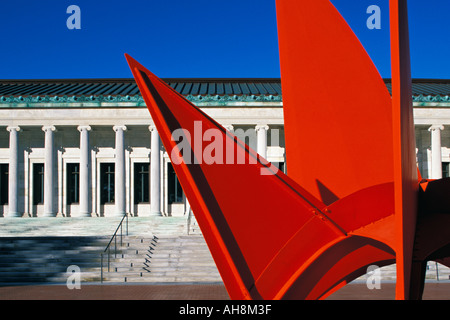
0, 281, 449, 300
0, 218, 448, 302
326, 281, 450, 300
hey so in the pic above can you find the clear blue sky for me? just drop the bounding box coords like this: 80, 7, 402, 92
0, 0, 448, 79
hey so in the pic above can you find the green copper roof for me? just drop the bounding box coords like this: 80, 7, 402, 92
0, 78, 449, 105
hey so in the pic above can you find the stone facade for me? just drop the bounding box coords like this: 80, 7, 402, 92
0, 79, 448, 218
0, 100, 286, 218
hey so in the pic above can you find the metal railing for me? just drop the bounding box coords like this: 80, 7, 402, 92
100, 214, 128, 283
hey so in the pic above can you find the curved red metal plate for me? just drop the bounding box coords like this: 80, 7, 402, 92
276, 0, 394, 205
122, 0, 448, 300
126, 54, 397, 299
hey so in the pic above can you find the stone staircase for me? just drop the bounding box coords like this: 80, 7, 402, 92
101, 215, 221, 283
0, 215, 449, 286
0, 236, 107, 284
102, 234, 221, 283
0, 215, 222, 285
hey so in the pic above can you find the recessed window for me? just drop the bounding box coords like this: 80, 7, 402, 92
272, 161, 285, 174
168, 162, 183, 204
134, 162, 149, 204
67, 163, 80, 204
33, 163, 44, 205
0, 164, 8, 205
443, 162, 449, 178
100, 163, 115, 204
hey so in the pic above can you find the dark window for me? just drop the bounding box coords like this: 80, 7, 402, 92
100, 163, 115, 204
67, 163, 80, 204
33, 163, 44, 205
168, 162, 183, 204
134, 162, 149, 204
443, 162, 449, 178
0, 164, 8, 205
272, 162, 285, 173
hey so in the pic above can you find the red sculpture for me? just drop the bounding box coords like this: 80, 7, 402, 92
126, 0, 450, 300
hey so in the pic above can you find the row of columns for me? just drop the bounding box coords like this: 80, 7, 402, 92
225, 124, 270, 159
242, 124, 447, 179
4, 123, 271, 218
6, 123, 444, 217
5, 125, 162, 218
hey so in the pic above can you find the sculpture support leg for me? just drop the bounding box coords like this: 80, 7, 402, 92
409, 260, 427, 300
390, 0, 418, 300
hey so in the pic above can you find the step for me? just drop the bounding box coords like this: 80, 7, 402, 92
0, 220, 217, 285
98, 234, 221, 283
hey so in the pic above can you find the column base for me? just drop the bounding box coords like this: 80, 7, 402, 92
43, 212, 57, 217
77, 212, 92, 218
6, 212, 22, 218
113, 212, 127, 217
150, 211, 163, 216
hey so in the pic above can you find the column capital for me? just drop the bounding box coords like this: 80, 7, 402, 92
6, 126, 21, 132
113, 125, 127, 132
255, 124, 269, 131
223, 124, 234, 132
42, 125, 56, 132
148, 125, 158, 132
429, 125, 444, 132
77, 125, 92, 132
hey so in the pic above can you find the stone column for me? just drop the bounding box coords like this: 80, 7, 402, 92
149, 126, 162, 216
42, 126, 56, 217
57, 147, 64, 216
113, 126, 127, 216
91, 147, 98, 216
7, 126, 20, 217
78, 126, 91, 217
256, 125, 269, 159
185, 197, 191, 215
429, 125, 444, 179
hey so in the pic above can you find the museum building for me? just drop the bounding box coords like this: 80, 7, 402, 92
0, 78, 449, 218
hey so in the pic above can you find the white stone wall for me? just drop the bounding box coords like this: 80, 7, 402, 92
0, 104, 285, 217
0, 103, 448, 217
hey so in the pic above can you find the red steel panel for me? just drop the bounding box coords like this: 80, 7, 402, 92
276, 0, 394, 205
389, 0, 419, 300
123, 0, 450, 300
126, 54, 396, 299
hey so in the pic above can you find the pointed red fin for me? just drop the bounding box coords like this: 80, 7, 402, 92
276, 0, 394, 203
123, 54, 401, 299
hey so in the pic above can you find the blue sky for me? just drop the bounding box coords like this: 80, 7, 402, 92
0, 0, 448, 79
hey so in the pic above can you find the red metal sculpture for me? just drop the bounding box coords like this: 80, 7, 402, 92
126, 0, 450, 300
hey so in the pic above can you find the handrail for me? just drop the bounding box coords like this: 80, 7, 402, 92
187, 207, 192, 235
100, 213, 128, 283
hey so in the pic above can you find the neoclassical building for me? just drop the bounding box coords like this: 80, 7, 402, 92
0, 78, 449, 218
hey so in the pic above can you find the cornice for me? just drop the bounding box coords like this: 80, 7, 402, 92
0, 93, 283, 106
412, 94, 450, 103
0, 93, 449, 106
